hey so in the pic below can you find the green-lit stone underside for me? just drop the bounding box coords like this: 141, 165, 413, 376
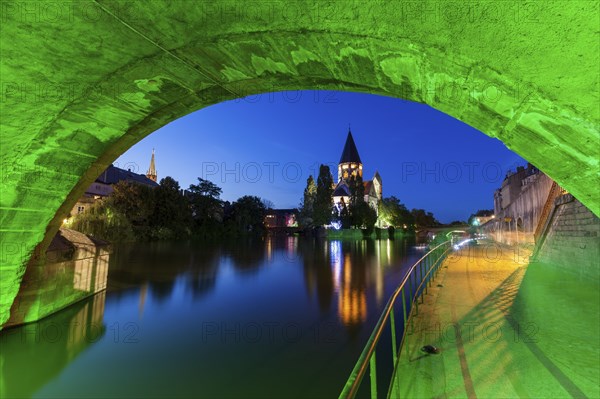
0, 1, 598, 327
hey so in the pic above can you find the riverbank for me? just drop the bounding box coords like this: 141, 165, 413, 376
392, 240, 599, 398
325, 228, 412, 240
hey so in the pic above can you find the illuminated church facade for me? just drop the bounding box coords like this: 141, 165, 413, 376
332, 130, 382, 211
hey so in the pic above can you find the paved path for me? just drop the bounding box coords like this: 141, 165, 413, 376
391, 241, 597, 398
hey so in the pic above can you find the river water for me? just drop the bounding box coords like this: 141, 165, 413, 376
1, 236, 426, 398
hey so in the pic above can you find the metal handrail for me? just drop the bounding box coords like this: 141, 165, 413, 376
386, 242, 454, 398
339, 240, 452, 399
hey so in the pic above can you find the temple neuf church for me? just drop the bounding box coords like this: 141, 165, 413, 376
333, 129, 382, 212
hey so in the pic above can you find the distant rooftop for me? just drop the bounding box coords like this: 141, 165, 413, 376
333, 182, 351, 197
266, 208, 298, 215
97, 164, 159, 187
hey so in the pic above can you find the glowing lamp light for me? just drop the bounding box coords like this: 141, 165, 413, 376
453, 238, 474, 251
331, 221, 342, 230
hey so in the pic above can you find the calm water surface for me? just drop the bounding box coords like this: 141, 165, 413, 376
2, 236, 425, 398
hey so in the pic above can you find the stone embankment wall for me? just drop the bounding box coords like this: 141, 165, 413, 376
536, 194, 600, 279
483, 173, 554, 246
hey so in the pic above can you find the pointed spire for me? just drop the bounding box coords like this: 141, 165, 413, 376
339, 129, 362, 164
146, 148, 157, 182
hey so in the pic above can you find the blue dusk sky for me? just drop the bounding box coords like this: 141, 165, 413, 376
115, 91, 526, 223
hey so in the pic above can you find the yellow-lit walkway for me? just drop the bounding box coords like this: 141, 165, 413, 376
392, 241, 599, 398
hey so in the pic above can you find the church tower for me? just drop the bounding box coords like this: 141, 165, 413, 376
338, 129, 363, 182
146, 149, 157, 182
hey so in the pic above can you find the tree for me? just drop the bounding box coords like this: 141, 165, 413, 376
449, 220, 467, 226
379, 196, 414, 228
348, 175, 364, 208
347, 175, 365, 228
262, 198, 275, 210
188, 178, 222, 198
70, 198, 134, 242
299, 175, 317, 227
411, 208, 440, 228
227, 195, 267, 234
109, 180, 155, 232
338, 198, 351, 229
313, 165, 334, 226
354, 201, 377, 231
187, 178, 223, 227
73, 180, 156, 241
152, 176, 191, 238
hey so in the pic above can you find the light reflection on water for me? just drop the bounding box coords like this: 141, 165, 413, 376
1, 236, 421, 398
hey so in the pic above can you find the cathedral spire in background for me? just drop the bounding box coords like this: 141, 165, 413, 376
146, 148, 157, 182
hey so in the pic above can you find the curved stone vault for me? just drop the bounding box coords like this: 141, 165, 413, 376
1, 1, 598, 326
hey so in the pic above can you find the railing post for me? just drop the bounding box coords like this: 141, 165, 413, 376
419, 260, 424, 304
414, 275, 419, 314
408, 272, 413, 303
428, 255, 432, 287
370, 352, 377, 399
424, 257, 428, 295
390, 305, 397, 363
408, 274, 416, 323
401, 287, 408, 328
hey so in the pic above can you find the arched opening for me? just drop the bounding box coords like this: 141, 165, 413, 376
1, 0, 598, 361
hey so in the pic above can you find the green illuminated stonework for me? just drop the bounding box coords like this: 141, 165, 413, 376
0, 1, 598, 327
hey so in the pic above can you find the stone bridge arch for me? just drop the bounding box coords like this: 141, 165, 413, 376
1, 1, 598, 326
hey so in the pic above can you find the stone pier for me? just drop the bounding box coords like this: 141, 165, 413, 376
4, 229, 110, 328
